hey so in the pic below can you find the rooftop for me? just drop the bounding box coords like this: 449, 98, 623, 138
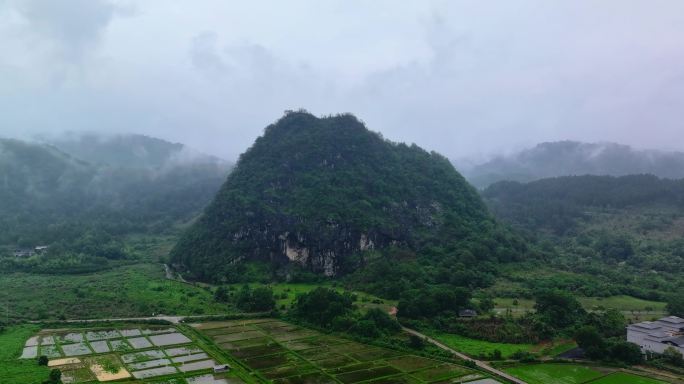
660, 316, 684, 325
629, 316, 684, 342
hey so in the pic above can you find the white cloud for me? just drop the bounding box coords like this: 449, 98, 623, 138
1, 0, 683, 161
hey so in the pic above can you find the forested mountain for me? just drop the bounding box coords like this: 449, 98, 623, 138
464, 141, 684, 188
0, 137, 231, 272
171, 111, 528, 283
483, 175, 684, 234
482, 175, 684, 289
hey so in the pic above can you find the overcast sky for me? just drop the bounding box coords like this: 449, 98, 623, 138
1, 0, 683, 161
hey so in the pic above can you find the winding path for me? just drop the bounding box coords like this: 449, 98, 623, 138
402, 326, 527, 384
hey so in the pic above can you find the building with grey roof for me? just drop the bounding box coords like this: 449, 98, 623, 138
627, 316, 684, 355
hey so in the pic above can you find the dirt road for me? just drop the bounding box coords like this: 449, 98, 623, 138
402, 327, 527, 384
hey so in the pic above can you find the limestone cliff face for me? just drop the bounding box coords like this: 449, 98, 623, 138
170, 111, 490, 282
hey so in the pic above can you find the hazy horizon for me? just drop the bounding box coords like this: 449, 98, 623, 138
2, 1, 683, 161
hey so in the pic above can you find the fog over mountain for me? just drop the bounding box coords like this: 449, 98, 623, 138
1, 1, 684, 161
462, 141, 684, 188
38, 132, 228, 169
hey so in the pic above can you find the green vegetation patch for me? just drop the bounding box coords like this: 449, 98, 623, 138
61, 367, 97, 383
0, 263, 237, 322
504, 363, 606, 384
431, 332, 535, 358
590, 372, 667, 384
0, 326, 50, 383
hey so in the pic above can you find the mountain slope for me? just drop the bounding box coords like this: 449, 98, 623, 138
465, 141, 684, 188
480, 174, 684, 301
171, 111, 526, 281
0, 137, 230, 246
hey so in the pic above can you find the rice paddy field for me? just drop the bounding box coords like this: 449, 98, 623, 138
17, 324, 254, 384
193, 318, 496, 384
503, 363, 670, 384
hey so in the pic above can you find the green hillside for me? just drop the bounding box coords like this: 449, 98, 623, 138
482, 175, 684, 300
171, 111, 527, 282
0, 137, 231, 273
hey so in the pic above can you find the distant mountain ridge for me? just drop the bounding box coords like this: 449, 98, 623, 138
39, 132, 227, 169
463, 141, 684, 188
0, 135, 231, 246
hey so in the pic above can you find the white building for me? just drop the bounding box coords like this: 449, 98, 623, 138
627, 316, 684, 355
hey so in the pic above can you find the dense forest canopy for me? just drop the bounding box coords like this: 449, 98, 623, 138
171, 111, 529, 283
481, 174, 684, 301
483, 174, 684, 234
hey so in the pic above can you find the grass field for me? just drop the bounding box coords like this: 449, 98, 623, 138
504, 363, 605, 384
578, 295, 667, 312
504, 364, 670, 384
430, 332, 536, 358
492, 295, 667, 321
590, 372, 669, 384
0, 325, 50, 383
0, 263, 237, 322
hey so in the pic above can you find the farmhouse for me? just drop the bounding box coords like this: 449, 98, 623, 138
13, 248, 34, 258
34, 245, 49, 253
458, 309, 478, 318
627, 316, 684, 355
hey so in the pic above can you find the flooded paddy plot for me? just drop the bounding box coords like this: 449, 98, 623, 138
110, 339, 132, 351
131, 365, 179, 379
21, 325, 220, 383
141, 327, 177, 335
62, 342, 93, 357
21, 345, 38, 358
165, 346, 202, 356
179, 359, 217, 372
172, 352, 209, 363
86, 330, 121, 341
120, 329, 142, 337
90, 341, 111, 353
149, 332, 192, 346
127, 358, 172, 371
41, 345, 63, 358
61, 333, 85, 343
25, 335, 39, 346
122, 349, 166, 363
128, 336, 154, 349
197, 319, 487, 384
186, 374, 233, 384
